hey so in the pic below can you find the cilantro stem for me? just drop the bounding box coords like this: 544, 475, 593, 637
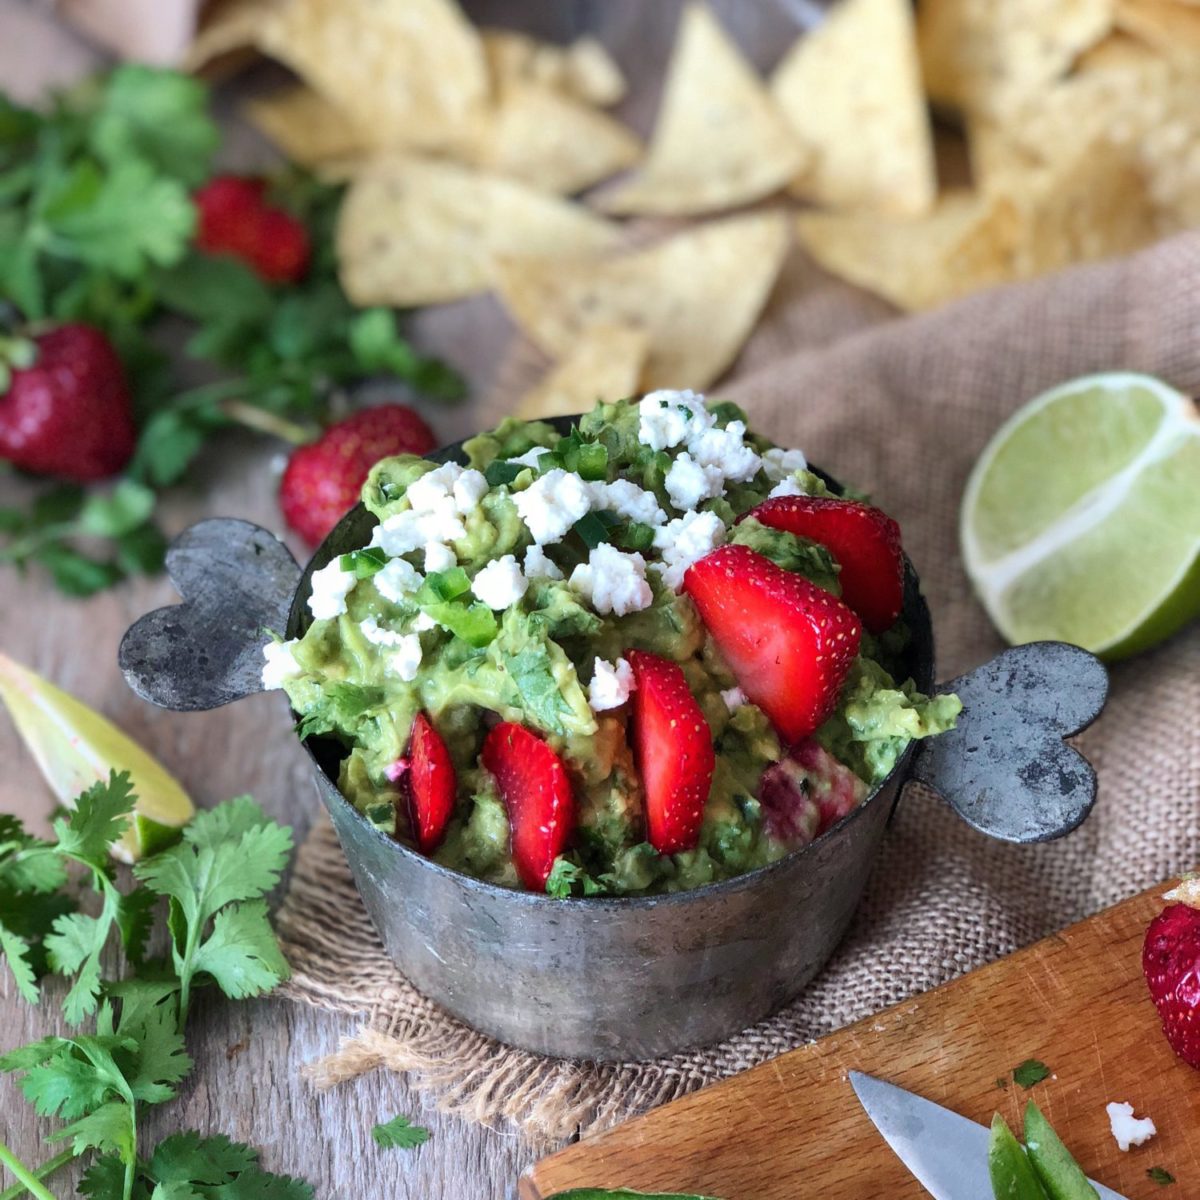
219, 399, 316, 445
0, 1148, 75, 1200
0, 1142, 58, 1200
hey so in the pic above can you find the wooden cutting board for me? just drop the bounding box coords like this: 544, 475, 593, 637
521, 882, 1200, 1199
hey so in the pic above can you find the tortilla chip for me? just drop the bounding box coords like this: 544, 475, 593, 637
257, 0, 488, 154
336, 157, 623, 307
184, 0, 273, 73
1115, 0, 1200, 62
596, 4, 804, 215
244, 86, 371, 167
493, 211, 790, 390
795, 191, 1023, 311
473, 82, 641, 195
483, 30, 627, 106
771, 0, 935, 217
515, 326, 649, 420
917, 0, 1114, 117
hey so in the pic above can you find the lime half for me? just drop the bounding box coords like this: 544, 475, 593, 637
961, 372, 1200, 661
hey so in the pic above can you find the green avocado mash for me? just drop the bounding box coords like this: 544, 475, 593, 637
272, 393, 960, 896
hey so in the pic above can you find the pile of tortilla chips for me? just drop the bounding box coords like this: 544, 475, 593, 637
187, 0, 1196, 416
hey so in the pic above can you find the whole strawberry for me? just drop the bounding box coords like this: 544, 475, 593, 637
0, 324, 137, 482
194, 175, 310, 284
1143, 879, 1200, 1070
280, 404, 436, 546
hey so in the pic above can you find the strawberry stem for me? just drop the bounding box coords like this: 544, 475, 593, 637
218, 400, 316, 446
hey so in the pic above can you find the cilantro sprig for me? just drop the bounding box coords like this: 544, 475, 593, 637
0, 774, 306, 1200
0, 67, 464, 597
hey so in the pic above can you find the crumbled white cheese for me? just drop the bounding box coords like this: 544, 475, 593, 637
388, 634, 423, 682
412, 610, 437, 632
652, 509, 726, 591
507, 447, 548, 469
588, 656, 635, 711
423, 541, 456, 574
523, 544, 564, 581
308, 559, 358, 620
261, 639, 302, 689
569, 544, 653, 616
768, 476, 807, 499
405, 462, 462, 513
664, 451, 726, 510
360, 616, 408, 648
638, 389, 714, 450
721, 686, 747, 711
374, 557, 423, 604
372, 507, 466, 556
1106, 1102, 1156, 1152
452, 469, 489, 513
762, 446, 808, 482
591, 479, 668, 527
687, 420, 762, 483
471, 554, 529, 610
514, 468, 594, 544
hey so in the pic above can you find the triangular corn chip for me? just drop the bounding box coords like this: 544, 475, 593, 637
596, 4, 804, 215
482, 30, 627, 107
473, 82, 641, 195
0, 652, 194, 862
336, 157, 623, 307
257, 0, 488, 153
515, 326, 649, 421
244, 85, 371, 167
771, 0, 936, 217
493, 211, 790, 389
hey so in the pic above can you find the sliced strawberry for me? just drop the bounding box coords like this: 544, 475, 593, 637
627, 650, 715, 855
481, 722, 575, 891
683, 545, 862, 745
400, 713, 456, 856
744, 496, 904, 633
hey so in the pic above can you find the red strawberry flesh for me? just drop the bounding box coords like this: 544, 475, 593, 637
481, 722, 575, 891
627, 650, 715, 855
402, 712, 456, 856
0, 324, 136, 482
279, 404, 436, 546
745, 495, 904, 633
683, 544, 862, 745
1144, 900, 1200, 1069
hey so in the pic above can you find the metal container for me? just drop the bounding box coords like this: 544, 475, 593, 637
119, 432, 1108, 1061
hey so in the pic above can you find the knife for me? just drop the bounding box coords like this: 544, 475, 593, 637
849, 1071, 1129, 1200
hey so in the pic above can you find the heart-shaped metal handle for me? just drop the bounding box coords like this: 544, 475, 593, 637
910, 641, 1109, 843
119, 519, 301, 712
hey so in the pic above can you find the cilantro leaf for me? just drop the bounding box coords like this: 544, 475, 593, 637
295, 683, 386, 740
116, 886, 159, 965
348, 308, 465, 401
124, 998, 192, 1104
0, 920, 39, 1004
40, 160, 194, 277
1147, 1167, 1175, 1185
79, 481, 157, 538
545, 858, 605, 900
182, 796, 272, 850
1012, 1059, 1051, 1089
370, 1114, 431, 1150
45, 902, 116, 1024
505, 647, 571, 735
189, 900, 290, 999
53, 771, 136, 865
210, 1166, 315, 1199
148, 1132, 257, 1187
50, 1098, 135, 1158
79, 1153, 128, 1198
90, 66, 218, 186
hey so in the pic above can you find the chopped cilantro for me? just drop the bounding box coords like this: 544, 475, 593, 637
1147, 1167, 1176, 1185
371, 1114, 431, 1150
505, 648, 571, 734
1012, 1059, 1051, 1089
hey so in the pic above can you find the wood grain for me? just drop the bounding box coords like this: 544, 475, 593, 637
523, 884, 1200, 1199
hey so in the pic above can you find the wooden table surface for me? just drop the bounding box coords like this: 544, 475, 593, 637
0, 2, 834, 1194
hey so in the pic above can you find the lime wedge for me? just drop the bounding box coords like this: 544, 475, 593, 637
0, 652, 194, 861
961, 372, 1200, 661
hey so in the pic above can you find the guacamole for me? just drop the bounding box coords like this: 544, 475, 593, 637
265, 392, 960, 896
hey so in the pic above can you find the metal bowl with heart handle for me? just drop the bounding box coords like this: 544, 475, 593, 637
118, 422, 1108, 1061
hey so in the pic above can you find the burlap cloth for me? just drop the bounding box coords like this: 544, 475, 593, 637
275, 233, 1200, 1143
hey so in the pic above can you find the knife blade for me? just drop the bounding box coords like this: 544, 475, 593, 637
848, 1071, 1129, 1200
